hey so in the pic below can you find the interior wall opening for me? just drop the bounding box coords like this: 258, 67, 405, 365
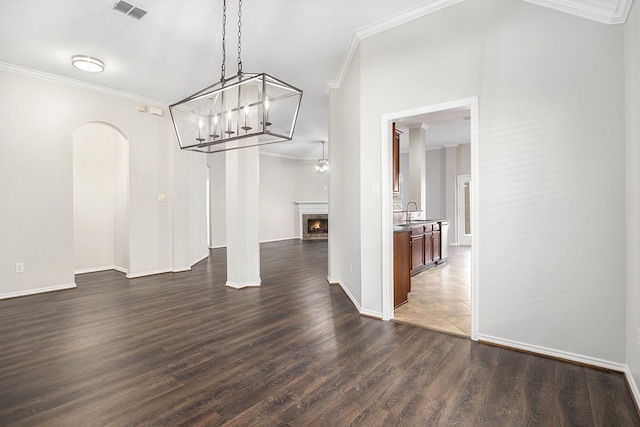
73, 122, 129, 275
381, 97, 478, 340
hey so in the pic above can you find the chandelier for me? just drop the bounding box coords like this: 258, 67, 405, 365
315, 140, 329, 172
169, 0, 303, 154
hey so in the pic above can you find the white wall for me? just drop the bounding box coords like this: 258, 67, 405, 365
260, 154, 298, 242
189, 154, 209, 265
626, 0, 640, 400
0, 69, 192, 298
294, 157, 329, 202
331, 47, 363, 306
332, 0, 627, 364
458, 143, 471, 176
113, 129, 129, 271
208, 153, 227, 248
73, 123, 128, 273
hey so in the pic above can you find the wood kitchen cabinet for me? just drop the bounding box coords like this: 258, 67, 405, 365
392, 123, 402, 193
410, 226, 425, 273
432, 226, 441, 264
410, 222, 441, 276
394, 231, 411, 308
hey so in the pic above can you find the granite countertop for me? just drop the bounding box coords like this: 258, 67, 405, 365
393, 219, 448, 233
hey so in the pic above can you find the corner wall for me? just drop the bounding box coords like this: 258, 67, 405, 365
625, 0, 640, 401
330, 47, 363, 307
0, 69, 191, 297
332, 0, 627, 364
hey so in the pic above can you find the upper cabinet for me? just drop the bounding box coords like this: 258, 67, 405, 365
392, 123, 402, 193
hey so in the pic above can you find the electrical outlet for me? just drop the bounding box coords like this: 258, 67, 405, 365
15, 263, 24, 274
637, 328, 640, 349
349, 263, 353, 275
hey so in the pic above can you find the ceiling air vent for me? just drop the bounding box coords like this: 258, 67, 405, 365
113, 1, 147, 20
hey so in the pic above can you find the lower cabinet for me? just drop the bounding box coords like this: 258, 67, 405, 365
410, 223, 441, 276
394, 231, 411, 308
410, 233, 424, 272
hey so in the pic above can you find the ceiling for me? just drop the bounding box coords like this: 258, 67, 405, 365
396, 108, 471, 152
0, 0, 633, 159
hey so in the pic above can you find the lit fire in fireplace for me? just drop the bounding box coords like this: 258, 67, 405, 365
307, 218, 328, 234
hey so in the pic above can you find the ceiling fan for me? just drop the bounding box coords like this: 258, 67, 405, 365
302, 140, 329, 172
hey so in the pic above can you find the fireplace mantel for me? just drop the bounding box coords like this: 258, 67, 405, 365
296, 202, 328, 239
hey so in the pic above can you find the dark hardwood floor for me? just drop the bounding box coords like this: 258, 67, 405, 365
0, 239, 638, 426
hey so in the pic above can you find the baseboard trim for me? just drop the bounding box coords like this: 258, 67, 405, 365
75, 265, 128, 275
209, 237, 304, 250
0, 283, 77, 300
262, 236, 299, 243
327, 275, 339, 285
225, 280, 262, 289
336, 280, 362, 312
478, 334, 626, 373
360, 309, 383, 320
190, 253, 209, 268
334, 279, 383, 319
625, 367, 640, 412
126, 268, 173, 279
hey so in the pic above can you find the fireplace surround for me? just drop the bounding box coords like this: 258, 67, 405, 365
296, 202, 328, 240
302, 214, 328, 240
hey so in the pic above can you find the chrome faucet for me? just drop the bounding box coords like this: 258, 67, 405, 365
406, 201, 418, 222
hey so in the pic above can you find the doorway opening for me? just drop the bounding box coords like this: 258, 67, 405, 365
73, 122, 129, 275
381, 97, 478, 341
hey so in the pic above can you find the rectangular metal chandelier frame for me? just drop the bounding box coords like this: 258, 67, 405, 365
169, 72, 303, 154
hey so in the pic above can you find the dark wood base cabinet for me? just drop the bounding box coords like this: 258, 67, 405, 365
394, 231, 411, 308
410, 223, 442, 276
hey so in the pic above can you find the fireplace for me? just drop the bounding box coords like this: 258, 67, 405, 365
296, 202, 328, 240
302, 214, 328, 240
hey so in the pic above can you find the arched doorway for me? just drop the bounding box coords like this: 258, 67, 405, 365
73, 122, 129, 274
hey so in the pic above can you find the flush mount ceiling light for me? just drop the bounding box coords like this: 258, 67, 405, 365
71, 55, 105, 73
169, 0, 302, 154
315, 140, 329, 172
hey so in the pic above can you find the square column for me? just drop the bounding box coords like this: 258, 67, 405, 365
409, 125, 428, 219
225, 143, 261, 288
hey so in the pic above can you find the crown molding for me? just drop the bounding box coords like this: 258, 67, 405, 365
325, 0, 464, 94
523, 0, 634, 24
258, 150, 303, 160
406, 123, 430, 131
325, 0, 634, 94
0, 61, 168, 107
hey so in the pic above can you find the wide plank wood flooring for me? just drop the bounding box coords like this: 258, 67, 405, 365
0, 239, 638, 426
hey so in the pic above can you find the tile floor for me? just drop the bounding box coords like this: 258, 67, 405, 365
394, 245, 471, 336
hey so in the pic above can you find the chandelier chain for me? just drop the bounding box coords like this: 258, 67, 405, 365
221, 0, 227, 81
237, 0, 242, 74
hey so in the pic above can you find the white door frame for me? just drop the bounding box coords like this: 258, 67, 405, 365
380, 96, 479, 341
457, 175, 472, 246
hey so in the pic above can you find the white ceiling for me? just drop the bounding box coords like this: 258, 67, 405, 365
396, 107, 471, 152
0, 0, 633, 159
